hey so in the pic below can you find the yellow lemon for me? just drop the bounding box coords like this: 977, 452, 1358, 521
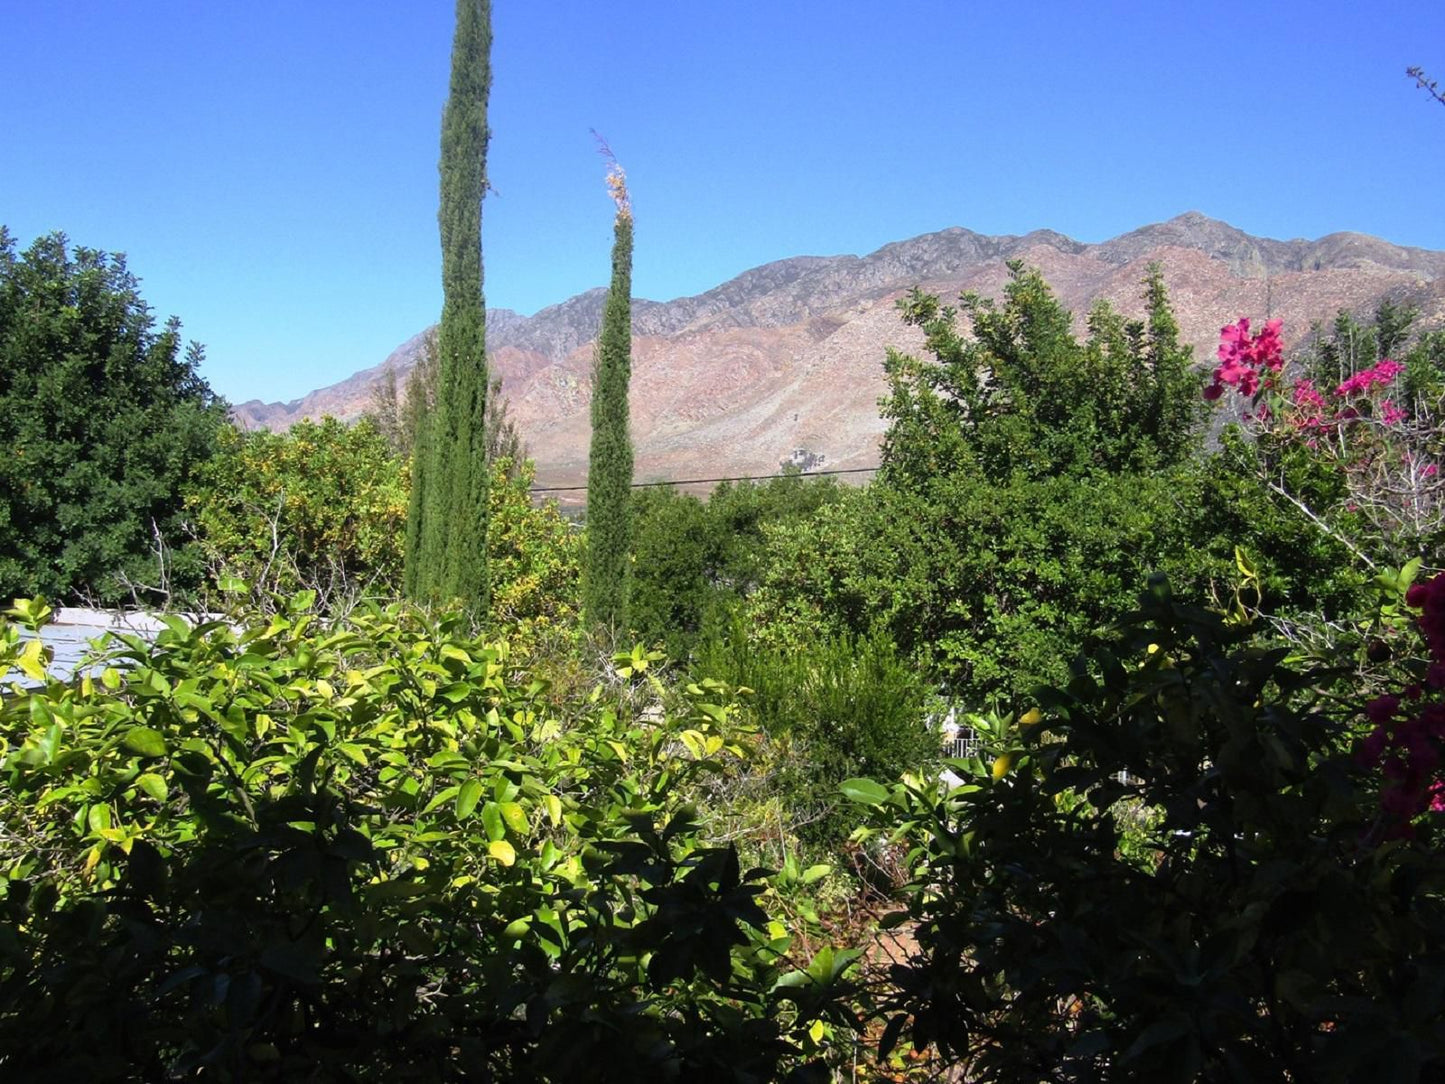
992, 753, 1013, 780
1019, 707, 1043, 726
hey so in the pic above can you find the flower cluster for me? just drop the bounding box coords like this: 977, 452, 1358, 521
1337, 358, 1404, 398
1204, 317, 1284, 400
1202, 317, 1408, 434
1358, 573, 1445, 831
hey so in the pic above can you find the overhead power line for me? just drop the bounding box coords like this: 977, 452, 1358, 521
528, 465, 882, 494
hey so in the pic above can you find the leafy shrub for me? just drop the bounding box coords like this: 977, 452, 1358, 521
630, 474, 845, 660
746, 265, 1257, 706
846, 577, 1445, 1082
190, 421, 581, 646
0, 599, 851, 1081
189, 417, 407, 602
697, 624, 937, 847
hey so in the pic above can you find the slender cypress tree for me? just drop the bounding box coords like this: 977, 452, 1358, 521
406, 0, 492, 608
583, 151, 634, 631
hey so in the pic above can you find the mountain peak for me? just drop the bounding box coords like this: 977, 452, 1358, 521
233, 215, 1445, 499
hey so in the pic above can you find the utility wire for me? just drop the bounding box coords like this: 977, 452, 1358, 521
528, 465, 881, 494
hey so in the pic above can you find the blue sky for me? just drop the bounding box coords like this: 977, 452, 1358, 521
4, 1, 1443, 404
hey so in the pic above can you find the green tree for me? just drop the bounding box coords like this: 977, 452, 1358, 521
630, 473, 845, 659
0, 228, 228, 605
188, 417, 408, 603
583, 151, 635, 632
749, 264, 1224, 704
406, 0, 492, 609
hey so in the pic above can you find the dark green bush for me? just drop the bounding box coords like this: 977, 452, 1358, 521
846, 577, 1445, 1082
697, 623, 937, 846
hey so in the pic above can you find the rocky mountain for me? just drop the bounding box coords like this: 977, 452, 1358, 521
233, 212, 1445, 504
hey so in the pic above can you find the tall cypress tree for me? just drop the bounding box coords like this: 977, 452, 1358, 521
583, 152, 634, 631
406, 0, 491, 608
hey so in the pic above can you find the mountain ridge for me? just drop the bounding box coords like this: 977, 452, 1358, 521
233, 213, 1445, 500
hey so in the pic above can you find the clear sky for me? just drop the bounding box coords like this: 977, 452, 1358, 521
4, 1, 1443, 404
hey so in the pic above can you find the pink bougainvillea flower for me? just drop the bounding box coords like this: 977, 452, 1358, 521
1380, 400, 1407, 425
1375, 358, 1404, 383
1205, 317, 1287, 402
1293, 380, 1326, 411
1253, 318, 1285, 371
1366, 695, 1400, 726
1336, 358, 1406, 398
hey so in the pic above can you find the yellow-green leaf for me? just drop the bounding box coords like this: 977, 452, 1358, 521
488, 840, 517, 867
17, 638, 47, 681
135, 773, 168, 802
499, 801, 528, 834
123, 726, 167, 758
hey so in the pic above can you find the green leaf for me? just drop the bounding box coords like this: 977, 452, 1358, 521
87, 804, 112, 834
123, 726, 168, 758
481, 802, 504, 842
840, 777, 889, 806
135, 773, 168, 802
456, 779, 483, 820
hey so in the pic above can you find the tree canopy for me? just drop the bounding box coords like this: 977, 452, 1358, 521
0, 228, 228, 605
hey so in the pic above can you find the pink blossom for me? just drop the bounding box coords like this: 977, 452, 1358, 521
1336, 358, 1405, 398
1293, 380, 1326, 411
1380, 400, 1407, 425
1366, 695, 1400, 725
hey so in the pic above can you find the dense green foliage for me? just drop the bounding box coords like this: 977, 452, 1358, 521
485, 458, 583, 658
583, 176, 635, 633
406, 0, 493, 609
846, 576, 1445, 1081
189, 418, 407, 601
11, 186, 1445, 1079
0, 600, 853, 1081
0, 229, 228, 605
629, 473, 844, 658
188, 422, 580, 644
696, 624, 936, 846
748, 265, 1233, 704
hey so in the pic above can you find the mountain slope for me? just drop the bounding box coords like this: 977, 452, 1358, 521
233, 213, 1445, 501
